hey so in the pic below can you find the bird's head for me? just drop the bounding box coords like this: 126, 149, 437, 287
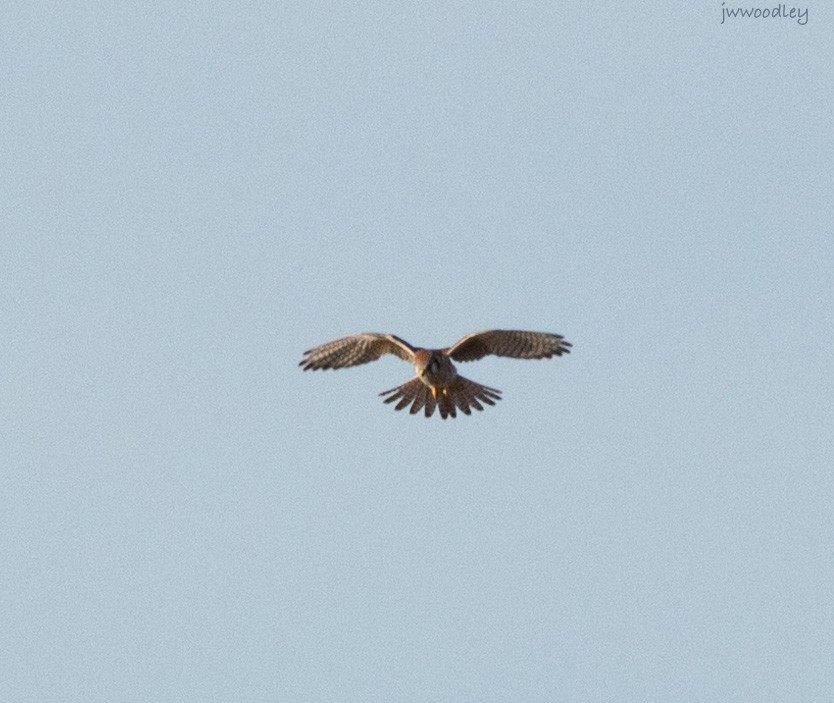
413, 349, 439, 376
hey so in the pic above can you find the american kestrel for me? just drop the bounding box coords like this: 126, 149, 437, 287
299, 330, 571, 419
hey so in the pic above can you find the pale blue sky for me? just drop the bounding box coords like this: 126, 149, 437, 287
3, 2, 833, 701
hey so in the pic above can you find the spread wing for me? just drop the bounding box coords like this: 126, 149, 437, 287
445, 330, 571, 362
299, 333, 416, 370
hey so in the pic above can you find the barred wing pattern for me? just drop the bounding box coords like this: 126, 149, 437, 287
299, 333, 415, 371
446, 330, 571, 362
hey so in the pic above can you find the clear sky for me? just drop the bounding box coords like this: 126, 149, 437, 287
3, 2, 832, 701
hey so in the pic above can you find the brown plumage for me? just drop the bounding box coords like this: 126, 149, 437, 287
299, 330, 571, 419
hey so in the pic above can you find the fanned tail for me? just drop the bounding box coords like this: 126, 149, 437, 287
443, 375, 501, 418
379, 376, 501, 419
380, 379, 436, 418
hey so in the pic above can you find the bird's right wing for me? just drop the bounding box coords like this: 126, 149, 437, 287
299, 333, 416, 370
446, 330, 571, 362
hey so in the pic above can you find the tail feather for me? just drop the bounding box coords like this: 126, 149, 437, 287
380, 379, 431, 415
450, 376, 501, 416
379, 376, 502, 419
422, 387, 437, 417
409, 384, 430, 415
438, 389, 456, 419
380, 379, 418, 409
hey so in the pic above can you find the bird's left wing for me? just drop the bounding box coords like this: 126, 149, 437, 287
299, 333, 416, 370
446, 330, 571, 362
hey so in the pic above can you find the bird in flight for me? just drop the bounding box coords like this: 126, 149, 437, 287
299, 329, 571, 419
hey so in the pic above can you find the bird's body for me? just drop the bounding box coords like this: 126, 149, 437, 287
413, 349, 456, 389
299, 329, 571, 419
